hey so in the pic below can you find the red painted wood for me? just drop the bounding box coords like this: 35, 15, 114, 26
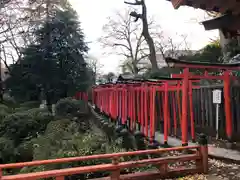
164, 83, 169, 143
224, 70, 233, 140
181, 68, 189, 146
0, 146, 200, 169
2, 154, 200, 180
144, 86, 148, 137
171, 91, 177, 136
56, 176, 65, 180
189, 81, 195, 141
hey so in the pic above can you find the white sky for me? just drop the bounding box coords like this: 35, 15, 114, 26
69, 0, 218, 73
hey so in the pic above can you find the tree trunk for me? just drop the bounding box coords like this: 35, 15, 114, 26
0, 49, 3, 102
219, 30, 231, 61
141, 0, 158, 72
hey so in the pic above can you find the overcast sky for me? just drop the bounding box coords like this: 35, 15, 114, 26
69, 0, 218, 73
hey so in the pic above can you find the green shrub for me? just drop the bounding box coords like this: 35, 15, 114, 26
0, 137, 15, 163
31, 131, 110, 179
44, 119, 71, 138
26, 108, 49, 117
25, 108, 53, 133
16, 140, 34, 162
0, 109, 8, 123
0, 112, 40, 145
14, 107, 29, 112
0, 104, 10, 112
2, 95, 17, 108
55, 98, 86, 117
35, 112, 53, 131
20, 101, 40, 108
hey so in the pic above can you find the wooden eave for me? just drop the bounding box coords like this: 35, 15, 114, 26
201, 14, 240, 37
202, 14, 240, 30
168, 0, 240, 15
165, 57, 240, 69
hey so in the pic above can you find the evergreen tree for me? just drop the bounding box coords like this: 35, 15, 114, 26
6, 6, 91, 102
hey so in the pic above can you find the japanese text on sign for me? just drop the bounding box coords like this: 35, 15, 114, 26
212, 89, 222, 104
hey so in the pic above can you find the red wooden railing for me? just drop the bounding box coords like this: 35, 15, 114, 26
0, 143, 208, 180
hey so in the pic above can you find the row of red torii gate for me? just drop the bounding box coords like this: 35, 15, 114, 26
91, 58, 240, 146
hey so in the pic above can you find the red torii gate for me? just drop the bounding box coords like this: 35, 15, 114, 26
92, 77, 200, 145
166, 57, 240, 144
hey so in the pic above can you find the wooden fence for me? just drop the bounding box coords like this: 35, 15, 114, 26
0, 139, 208, 180
192, 84, 240, 140
161, 84, 240, 141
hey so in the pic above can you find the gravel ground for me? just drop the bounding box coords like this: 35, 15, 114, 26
156, 148, 240, 180
166, 158, 240, 180
207, 136, 240, 151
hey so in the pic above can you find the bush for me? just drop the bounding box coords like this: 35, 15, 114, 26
0, 104, 10, 123
14, 107, 29, 112
44, 119, 71, 138
0, 112, 40, 145
55, 98, 86, 117
27, 107, 49, 117
0, 104, 10, 113
25, 108, 53, 132
0, 110, 8, 123
31, 131, 110, 179
35, 112, 53, 131
2, 94, 17, 108
16, 140, 34, 162
0, 137, 15, 163
20, 101, 40, 108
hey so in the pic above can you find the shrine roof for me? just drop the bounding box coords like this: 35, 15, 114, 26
165, 57, 240, 70
201, 14, 240, 33
167, 0, 240, 15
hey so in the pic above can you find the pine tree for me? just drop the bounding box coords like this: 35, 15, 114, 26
6, 6, 91, 102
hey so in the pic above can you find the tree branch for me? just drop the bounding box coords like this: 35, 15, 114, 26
137, 54, 149, 63
124, 0, 143, 5
113, 43, 131, 52
130, 11, 142, 22
0, 45, 11, 71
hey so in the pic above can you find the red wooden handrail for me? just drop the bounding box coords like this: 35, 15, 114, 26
1, 154, 200, 180
0, 146, 199, 169
0, 145, 207, 180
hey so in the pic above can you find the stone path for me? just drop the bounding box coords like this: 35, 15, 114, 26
154, 132, 240, 163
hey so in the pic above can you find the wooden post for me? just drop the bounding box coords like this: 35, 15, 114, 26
224, 70, 233, 141
177, 82, 181, 123
141, 86, 144, 133
0, 167, 2, 180
181, 68, 189, 146
164, 83, 169, 145
151, 87, 156, 142
198, 133, 208, 174
158, 163, 168, 174
172, 91, 177, 136
189, 80, 195, 142
111, 157, 120, 180
149, 86, 153, 141
144, 85, 148, 137
56, 176, 65, 180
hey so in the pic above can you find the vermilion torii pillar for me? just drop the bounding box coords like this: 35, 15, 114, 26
166, 57, 240, 143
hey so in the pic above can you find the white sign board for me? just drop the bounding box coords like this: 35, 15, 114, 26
212, 89, 222, 104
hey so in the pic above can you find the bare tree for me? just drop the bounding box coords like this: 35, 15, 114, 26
154, 32, 192, 61
0, 0, 36, 65
0, 0, 69, 64
102, 72, 116, 83
86, 55, 103, 84
99, 8, 154, 75
124, 0, 158, 72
